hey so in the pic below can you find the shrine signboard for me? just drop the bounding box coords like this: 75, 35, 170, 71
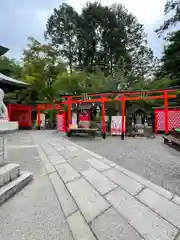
111, 116, 126, 135
57, 112, 66, 132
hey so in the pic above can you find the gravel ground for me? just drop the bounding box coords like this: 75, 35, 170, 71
0, 131, 73, 240
70, 135, 180, 196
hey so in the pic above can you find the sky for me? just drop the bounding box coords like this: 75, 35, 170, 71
0, 0, 167, 60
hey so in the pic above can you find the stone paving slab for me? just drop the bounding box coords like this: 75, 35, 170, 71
36, 145, 56, 174
172, 195, 180, 206
60, 149, 92, 160
72, 143, 104, 160
55, 146, 66, 152
49, 172, 78, 217
66, 177, 110, 222
177, 233, 180, 240
100, 158, 116, 167
122, 168, 173, 200
48, 155, 66, 166
106, 187, 178, 240
52, 144, 66, 152
104, 168, 144, 195
68, 157, 91, 172
91, 207, 142, 240
137, 188, 180, 229
66, 145, 79, 152
82, 168, 117, 195
86, 157, 111, 171
56, 162, 81, 183
67, 211, 96, 240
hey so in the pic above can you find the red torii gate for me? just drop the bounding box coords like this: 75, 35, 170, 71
36, 89, 177, 139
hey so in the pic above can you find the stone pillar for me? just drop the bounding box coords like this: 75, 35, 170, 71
0, 122, 18, 166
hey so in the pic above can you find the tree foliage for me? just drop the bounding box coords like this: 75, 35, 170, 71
156, 0, 180, 35
160, 30, 180, 84
45, 2, 155, 78
0, 56, 22, 79
156, 0, 180, 87
2, 1, 178, 107
19, 37, 66, 103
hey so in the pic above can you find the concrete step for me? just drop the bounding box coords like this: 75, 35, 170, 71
0, 163, 20, 187
0, 171, 33, 205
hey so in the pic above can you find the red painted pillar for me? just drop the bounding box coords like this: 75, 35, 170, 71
101, 97, 106, 139
164, 91, 169, 135
67, 97, 71, 132
63, 111, 66, 132
27, 106, 32, 128
8, 104, 12, 121
101, 98, 105, 132
154, 110, 158, 134
121, 95, 125, 140
37, 104, 41, 130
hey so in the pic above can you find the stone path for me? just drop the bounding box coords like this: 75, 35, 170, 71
1, 130, 180, 240
71, 135, 180, 195
32, 131, 180, 240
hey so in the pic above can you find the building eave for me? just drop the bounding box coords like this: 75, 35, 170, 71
0, 73, 29, 88
0, 45, 9, 56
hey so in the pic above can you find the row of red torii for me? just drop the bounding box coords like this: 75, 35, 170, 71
36, 89, 177, 140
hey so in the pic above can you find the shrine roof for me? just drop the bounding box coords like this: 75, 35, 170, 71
0, 73, 29, 88
0, 45, 9, 56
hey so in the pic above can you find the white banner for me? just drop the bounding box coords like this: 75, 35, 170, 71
111, 116, 126, 135
70, 112, 78, 129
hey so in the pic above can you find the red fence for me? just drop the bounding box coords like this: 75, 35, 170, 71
154, 108, 180, 133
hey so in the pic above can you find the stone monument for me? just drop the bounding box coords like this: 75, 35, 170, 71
0, 88, 9, 121
0, 88, 18, 165
0, 88, 32, 205
0, 45, 32, 205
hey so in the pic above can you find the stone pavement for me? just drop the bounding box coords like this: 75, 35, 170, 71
71, 135, 180, 195
0, 131, 73, 240
32, 131, 180, 240
1, 130, 180, 240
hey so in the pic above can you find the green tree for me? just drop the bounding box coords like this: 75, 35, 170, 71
156, 0, 180, 35
155, 0, 180, 86
111, 4, 155, 78
45, 2, 154, 81
20, 37, 66, 104
159, 30, 180, 85
0, 56, 22, 79
45, 3, 79, 74
81, 2, 128, 74
54, 69, 108, 95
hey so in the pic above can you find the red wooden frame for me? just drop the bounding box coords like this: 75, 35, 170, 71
36, 89, 177, 139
